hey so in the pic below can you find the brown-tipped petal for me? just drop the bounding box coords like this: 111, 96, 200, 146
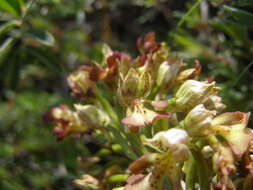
212, 144, 236, 190
137, 32, 160, 55
128, 153, 159, 174
89, 65, 108, 81
175, 60, 202, 85
107, 51, 131, 69
212, 112, 253, 157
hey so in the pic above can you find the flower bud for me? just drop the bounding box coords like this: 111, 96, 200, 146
74, 174, 100, 190
184, 104, 216, 137
173, 80, 220, 112
156, 57, 181, 92
50, 104, 109, 140
117, 67, 152, 105
201, 145, 214, 158
51, 105, 87, 140
143, 128, 189, 161
67, 67, 95, 99
74, 104, 110, 129
204, 95, 226, 112
175, 60, 201, 86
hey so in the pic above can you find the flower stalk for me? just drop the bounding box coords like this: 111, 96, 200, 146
48, 33, 253, 190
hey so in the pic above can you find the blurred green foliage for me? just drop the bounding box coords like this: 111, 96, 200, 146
0, 0, 253, 189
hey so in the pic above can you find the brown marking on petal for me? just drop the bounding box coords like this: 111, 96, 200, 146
193, 60, 202, 77
128, 125, 140, 133
213, 112, 250, 126
89, 66, 107, 81
155, 111, 171, 119
128, 154, 156, 174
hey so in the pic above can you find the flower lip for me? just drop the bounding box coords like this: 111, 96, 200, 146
212, 111, 250, 126
121, 104, 171, 132
211, 112, 253, 157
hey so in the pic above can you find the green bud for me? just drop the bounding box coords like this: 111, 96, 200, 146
184, 104, 216, 137
74, 104, 110, 128
204, 95, 226, 113
118, 66, 152, 105
156, 57, 181, 89
74, 174, 100, 190
173, 80, 220, 112
67, 68, 95, 98
143, 128, 189, 161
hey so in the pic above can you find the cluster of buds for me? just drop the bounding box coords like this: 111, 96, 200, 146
48, 33, 253, 190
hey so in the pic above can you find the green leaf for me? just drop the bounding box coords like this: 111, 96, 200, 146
6, 51, 21, 89
236, 0, 253, 6
24, 29, 55, 47
0, 38, 16, 66
0, 0, 23, 17
0, 20, 21, 37
223, 5, 253, 26
27, 47, 64, 74
210, 18, 248, 42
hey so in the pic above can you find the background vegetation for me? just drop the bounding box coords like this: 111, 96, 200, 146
0, 0, 253, 189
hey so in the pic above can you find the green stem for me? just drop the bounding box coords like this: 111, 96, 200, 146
22, 0, 37, 21
232, 59, 253, 88
191, 149, 211, 190
95, 88, 120, 126
186, 153, 197, 190
127, 133, 147, 156
95, 88, 138, 160
177, 0, 202, 28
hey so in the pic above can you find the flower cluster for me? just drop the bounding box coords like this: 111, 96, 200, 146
49, 33, 253, 190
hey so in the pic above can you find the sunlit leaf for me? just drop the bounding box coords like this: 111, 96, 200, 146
0, 0, 23, 17
24, 29, 55, 47
0, 20, 21, 37
0, 38, 16, 66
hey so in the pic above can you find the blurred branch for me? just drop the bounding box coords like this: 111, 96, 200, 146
21, 0, 37, 23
